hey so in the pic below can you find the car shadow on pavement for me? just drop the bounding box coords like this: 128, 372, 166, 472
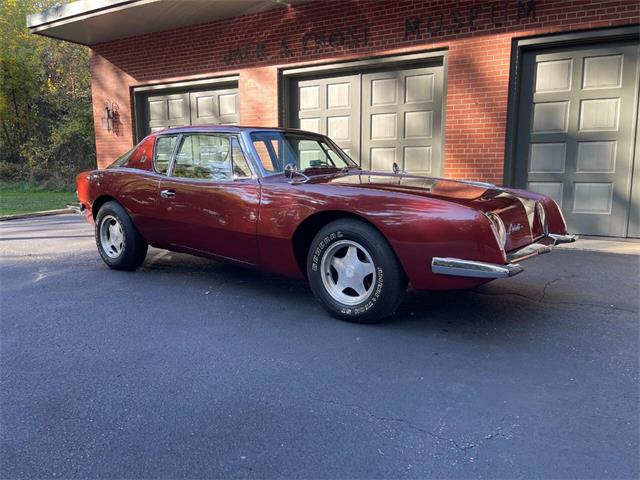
136, 248, 549, 341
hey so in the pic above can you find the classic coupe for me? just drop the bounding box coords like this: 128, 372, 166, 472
76, 126, 575, 323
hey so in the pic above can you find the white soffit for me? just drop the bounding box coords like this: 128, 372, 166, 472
27, 0, 302, 46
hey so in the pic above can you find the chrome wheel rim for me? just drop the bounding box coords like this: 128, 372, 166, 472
99, 215, 125, 259
320, 240, 376, 306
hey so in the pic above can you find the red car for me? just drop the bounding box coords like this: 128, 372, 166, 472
76, 126, 575, 323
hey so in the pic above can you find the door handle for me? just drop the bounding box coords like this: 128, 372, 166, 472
160, 189, 176, 198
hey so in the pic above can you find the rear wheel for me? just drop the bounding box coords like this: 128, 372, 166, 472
307, 219, 407, 323
95, 201, 148, 270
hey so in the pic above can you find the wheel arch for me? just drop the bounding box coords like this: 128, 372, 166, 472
291, 210, 406, 280
91, 195, 119, 219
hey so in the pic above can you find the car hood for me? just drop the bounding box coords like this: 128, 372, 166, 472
304, 170, 547, 252
309, 170, 504, 203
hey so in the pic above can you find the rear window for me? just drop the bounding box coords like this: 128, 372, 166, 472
107, 146, 136, 169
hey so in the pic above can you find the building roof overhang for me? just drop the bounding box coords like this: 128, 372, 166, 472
27, 0, 299, 46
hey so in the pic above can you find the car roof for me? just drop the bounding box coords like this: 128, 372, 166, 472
150, 125, 321, 136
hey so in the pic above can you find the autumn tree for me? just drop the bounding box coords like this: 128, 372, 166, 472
0, 0, 95, 189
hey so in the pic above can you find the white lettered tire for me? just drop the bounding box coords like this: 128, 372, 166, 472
307, 219, 407, 323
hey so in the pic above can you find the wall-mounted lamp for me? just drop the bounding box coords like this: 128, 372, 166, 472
101, 100, 119, 131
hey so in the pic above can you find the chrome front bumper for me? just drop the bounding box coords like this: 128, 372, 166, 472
432, 233, 577, 279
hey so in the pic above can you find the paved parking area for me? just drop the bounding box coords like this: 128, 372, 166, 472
1, 214, 638, 479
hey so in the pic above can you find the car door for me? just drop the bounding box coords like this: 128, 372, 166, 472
158, 132, 260, 264
118, 134, 178, 247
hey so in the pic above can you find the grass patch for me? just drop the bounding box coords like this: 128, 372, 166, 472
0, 186, 76, 216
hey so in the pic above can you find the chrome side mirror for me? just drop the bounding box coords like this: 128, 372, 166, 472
284, 163, 297, 179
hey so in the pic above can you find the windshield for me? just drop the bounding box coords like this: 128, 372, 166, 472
250, 131, 357, 174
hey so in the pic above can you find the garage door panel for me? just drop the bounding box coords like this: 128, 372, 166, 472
291, 65, 443, 176
190, 88, 239, 125
582, 54, 623, 89
362, 66, 443, 175
576, 141, 617, 172
404, 110, 433, 139
370, 147, 397, 171
527, 182, 564, 207
292, 74, 361, 162
516, 42, 639, 237
146, 92, 190, 131
535, 58, 573, 93
327, 116, 351, 141
327, 83, 351, 108
143, 86, 239, 135
529, 143, 567, 173
405, 73, 434, 103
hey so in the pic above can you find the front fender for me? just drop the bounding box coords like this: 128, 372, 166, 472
257, 182, 505, 289
365, 199, 506, 290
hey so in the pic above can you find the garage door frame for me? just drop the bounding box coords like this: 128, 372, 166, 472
132, 75, 239, 142
280, 50, 448, 176
503, 25, 640, 237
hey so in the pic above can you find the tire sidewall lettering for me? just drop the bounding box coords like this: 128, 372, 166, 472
312, 230, 384, 317
311, 231, 342, 272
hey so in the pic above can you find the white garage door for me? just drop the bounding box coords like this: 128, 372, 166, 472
144, 87, 239, 134
290, 65, 444, 176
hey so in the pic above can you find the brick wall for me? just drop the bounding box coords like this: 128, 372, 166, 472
90, 0, 639, 183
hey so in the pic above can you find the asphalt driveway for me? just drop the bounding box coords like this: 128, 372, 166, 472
1, 214, 638, 479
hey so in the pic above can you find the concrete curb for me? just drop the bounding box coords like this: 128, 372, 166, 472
0, 208, 74, 222
555, 238, 640, 255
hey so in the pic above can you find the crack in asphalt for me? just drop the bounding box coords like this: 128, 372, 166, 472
539, 277, 564, 303
473, 276, 637, 314
310, 397, 514, 453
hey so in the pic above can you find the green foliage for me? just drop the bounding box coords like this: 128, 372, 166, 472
0, 0, 95, 189
0, 188, 76, 215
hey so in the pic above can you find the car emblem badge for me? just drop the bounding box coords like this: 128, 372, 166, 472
508, 223, 523, 234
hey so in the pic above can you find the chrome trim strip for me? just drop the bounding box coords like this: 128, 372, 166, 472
432, 257, 524, 279
432, 233, 577, 279
66, 202, 85, 214
506, 241, 553, 263
549, 233, 578, 244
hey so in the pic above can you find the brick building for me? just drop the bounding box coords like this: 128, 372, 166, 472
28, 0, 639, 237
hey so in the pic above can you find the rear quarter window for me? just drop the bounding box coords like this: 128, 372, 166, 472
127, 137, 155, 170
107, 147, 135, 169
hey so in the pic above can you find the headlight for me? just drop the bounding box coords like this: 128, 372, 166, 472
536, 202, 548, 235
485, 212, 507, 247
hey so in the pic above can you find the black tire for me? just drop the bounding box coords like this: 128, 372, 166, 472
307, 218, 407, 323
95, 201, 148, 271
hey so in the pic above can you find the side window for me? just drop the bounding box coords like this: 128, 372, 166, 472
172, 134, 232, 180
153, 135, 178, 174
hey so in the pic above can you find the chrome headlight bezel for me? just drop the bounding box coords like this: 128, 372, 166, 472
485, 211, 507, 248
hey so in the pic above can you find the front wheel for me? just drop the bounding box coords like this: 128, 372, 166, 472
95, 201, 148, 271
307, 219, 407, 323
